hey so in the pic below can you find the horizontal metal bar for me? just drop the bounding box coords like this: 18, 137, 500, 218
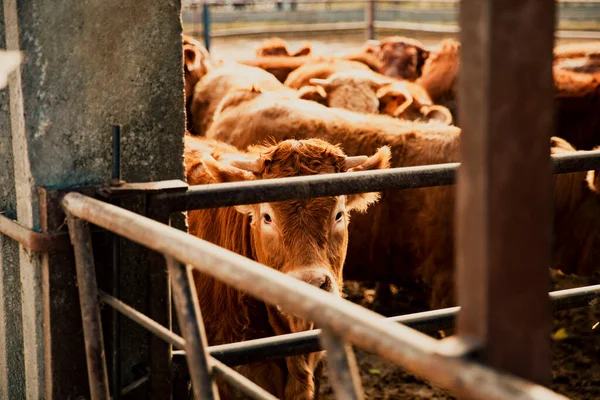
0, 214, 71, 252
211, 358, 278, 400
159, 150, 600, 212
96, 179, 188, 199
184, 284, 600, 366
63, 193, 568, 400
211, 22, 367, 38
100, 291, 278, 400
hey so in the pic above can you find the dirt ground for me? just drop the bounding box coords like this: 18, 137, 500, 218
317, 273, 600, 400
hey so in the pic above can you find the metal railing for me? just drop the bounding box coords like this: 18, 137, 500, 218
63, 191, 571, 400
56, 146, 600, 399
183, 0, 600, 50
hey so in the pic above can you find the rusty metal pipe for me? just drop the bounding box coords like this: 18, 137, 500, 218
167, 256, 219, 400
0, 214, 70, 252
99, 291, 277, 400
319, 330, 364, 400
156, 150, 600, 212
62, 193, 568, 400
66, 215, 111, 400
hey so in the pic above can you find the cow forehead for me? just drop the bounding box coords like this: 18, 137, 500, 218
263, 196, 342, 221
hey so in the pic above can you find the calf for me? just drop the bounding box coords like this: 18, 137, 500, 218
185, 134, 390, 399
206, 89, 600, 309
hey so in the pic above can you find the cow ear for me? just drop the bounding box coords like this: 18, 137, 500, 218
420, 105, 453, 125
345, 146, 392, 213
293, 44, 312, 57
202, 156, 258, 183
588, 170, 599, 193
377, 85, 414, 117
184, 45, 201, 72
202, 156, 260, 214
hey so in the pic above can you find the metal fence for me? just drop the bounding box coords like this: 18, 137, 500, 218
183, 0, 600, 51
61, 146, 600, 400
2, 0, 600, 399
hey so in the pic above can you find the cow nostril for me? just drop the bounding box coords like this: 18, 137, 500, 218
319, 275, 332, 292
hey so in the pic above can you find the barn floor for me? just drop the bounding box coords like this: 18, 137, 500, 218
318, 273, 600, 400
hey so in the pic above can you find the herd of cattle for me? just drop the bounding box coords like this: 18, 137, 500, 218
181, 34, 600, 399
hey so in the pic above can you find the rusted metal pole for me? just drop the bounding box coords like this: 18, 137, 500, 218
319, 331, 364, 400
364, 0, 375, 40
111, 125, 122, 400
66, 215, 110, 400
145, 200, 173, 400
456, 0, 556, 385
100, 291, 278, 400
62, 193, 568, 400
156, 149, 600, 212
167, 256, 219, 400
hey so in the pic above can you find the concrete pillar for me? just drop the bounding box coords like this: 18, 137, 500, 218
1, 0, 185, 398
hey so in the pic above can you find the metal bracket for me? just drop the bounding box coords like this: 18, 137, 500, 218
0, 214, 71, 252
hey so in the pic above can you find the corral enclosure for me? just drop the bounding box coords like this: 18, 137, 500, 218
0, 1, 600, 400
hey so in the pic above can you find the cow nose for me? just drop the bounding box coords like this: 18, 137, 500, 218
314, 274, 332, 292
286, 268, 337, 294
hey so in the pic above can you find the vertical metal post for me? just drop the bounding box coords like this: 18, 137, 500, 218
456, 0, 555, 386
146, 201, 173, 400
193, 3, 200, 37
319, 330, 364, 400
111, 125, 121, 400
203, 2, 211, 52
166, 256, 219, 400
365, 0, 375, 40
66, 215, 111, 400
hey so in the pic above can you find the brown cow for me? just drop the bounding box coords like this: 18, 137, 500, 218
185, 134, 390, 399
553, 46, 600, 150
188, 62, 297, 136
247, 38, 315, 82
344, 36, 430, 80
256, 37, 313, 58
284, 59, 373, 89
183, 35, 214, 132
415, 39, 460, 121
307, 70, 453, 124
183, 35, 213, 105
415, 39, 600, 150
206, 89, 600, 309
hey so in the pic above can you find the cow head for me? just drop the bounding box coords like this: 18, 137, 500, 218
377, 36, 430, 80
308, 71, 393, 114
307, 71, 453, 124
183, 41, 213, 105
201, 139, 390, 316
256, 37, 313, 58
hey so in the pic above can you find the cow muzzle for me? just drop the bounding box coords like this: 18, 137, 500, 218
287, 268, 337, 293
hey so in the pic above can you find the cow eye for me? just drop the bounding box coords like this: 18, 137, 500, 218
263, 214, 272, 224
335, 212, 343, 221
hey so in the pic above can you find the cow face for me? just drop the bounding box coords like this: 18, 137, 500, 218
309, 71, 391, 114
201, 139, 390, 301
377, 36, 430, 80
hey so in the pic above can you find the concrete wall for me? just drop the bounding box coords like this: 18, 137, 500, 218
0, 5, 26, 399
1, 0, 185, 398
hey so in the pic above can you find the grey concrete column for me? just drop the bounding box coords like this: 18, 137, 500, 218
1, 0, 185, 398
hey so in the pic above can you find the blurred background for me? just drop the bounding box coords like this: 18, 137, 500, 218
181, 0, 600, 60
